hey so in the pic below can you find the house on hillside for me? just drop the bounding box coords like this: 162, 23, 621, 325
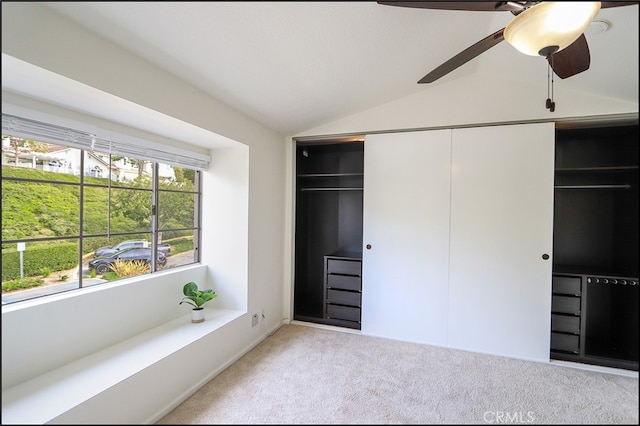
1, 136, 175, 180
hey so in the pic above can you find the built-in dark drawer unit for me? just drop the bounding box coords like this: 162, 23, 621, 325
324, 253, 362, 329
551, 332, 580, 354
552, 275, 581, 296
327, 274, 361, 291
550, 272, 639, 371
326, 305, 361, 322
327, 289, 361, 306
551, 295, 581, 316
327, 259, 361, 276
550, 274, 583, 357
551, 314, 580, 334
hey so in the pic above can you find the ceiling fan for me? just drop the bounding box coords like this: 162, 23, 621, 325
378, 2, 638, 84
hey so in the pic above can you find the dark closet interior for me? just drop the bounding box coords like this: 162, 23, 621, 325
551, 123, 639, 371
294, 141, 364, 329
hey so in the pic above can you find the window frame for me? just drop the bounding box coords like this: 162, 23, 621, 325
2, 130, 203, 305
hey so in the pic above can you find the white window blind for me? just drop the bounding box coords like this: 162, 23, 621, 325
2, 113, 210, 170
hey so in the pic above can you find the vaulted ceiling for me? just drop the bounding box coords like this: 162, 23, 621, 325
42, 2, 639, 136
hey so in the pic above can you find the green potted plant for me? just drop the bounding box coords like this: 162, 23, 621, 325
179, 281, 217, 323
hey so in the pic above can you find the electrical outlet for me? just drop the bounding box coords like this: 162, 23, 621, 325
251, 313, 259, 327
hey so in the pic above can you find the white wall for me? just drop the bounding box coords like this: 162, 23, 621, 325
2, 2, 287, 422
1, 1, 288, 324
296, 70, 638, 138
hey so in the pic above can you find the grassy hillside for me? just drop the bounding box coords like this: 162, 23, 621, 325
2, 166, 140, 247
2, 166, 196, 284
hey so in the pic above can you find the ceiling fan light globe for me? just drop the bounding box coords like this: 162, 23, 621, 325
504, 2, 601, 57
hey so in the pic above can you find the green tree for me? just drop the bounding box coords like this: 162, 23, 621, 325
112, 174, 195, 231
174, 166, 195, 185
111, 176, 153, 229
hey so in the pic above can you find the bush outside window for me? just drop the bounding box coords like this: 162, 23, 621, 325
1, 135, 201, 305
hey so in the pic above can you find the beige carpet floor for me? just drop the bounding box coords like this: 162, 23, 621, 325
157, 323, 639, 424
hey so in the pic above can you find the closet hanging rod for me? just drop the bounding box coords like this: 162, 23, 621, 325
555, 166, 639, 172
554, 184, 631, 190
300, 187, 363, 192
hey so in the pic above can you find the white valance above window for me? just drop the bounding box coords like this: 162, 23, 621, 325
2, 113, 211, 170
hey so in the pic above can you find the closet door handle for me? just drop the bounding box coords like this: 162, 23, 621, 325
366, 244, 372, 250
542, 253, 549, 260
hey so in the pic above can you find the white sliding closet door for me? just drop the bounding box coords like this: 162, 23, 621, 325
362, 130, 451, 344
448, 123, 555, 361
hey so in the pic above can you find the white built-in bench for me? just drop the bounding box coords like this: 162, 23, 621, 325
1, 265, 252, 424
2, 308, 242, 424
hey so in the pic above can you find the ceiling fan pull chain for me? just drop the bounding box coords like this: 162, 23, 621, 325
546, 58, 556, 113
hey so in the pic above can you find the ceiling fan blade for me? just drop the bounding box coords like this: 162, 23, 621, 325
547, 2, 636, 77
419, 28, 505, 83
379, 1, 637, 84
600, 2, 640, 8
549, 34, 590, 79
376, 2, 530, 12
377, 1, 638, 10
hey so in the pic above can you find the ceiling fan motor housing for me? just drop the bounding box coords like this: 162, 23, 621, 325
503, 2, 602, 57
539, 45, 560, 58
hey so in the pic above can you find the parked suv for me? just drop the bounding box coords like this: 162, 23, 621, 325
89, 247, 168, 274
94, 239, 171, 258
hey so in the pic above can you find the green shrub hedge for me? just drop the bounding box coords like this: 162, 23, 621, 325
1, 243, 78, 281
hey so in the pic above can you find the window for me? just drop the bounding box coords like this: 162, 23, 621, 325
1, 114, 207, 305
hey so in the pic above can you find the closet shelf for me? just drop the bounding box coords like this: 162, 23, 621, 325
554, 184, 631, 190
300, 187, 363, 192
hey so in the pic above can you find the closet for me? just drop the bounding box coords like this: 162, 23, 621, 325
362, 123, 555, 362
292, 120, 638, 371
293, 141, 364, 329
551, 123, 638, 371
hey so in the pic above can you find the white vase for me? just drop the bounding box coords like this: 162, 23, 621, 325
191, 308, 205, 323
